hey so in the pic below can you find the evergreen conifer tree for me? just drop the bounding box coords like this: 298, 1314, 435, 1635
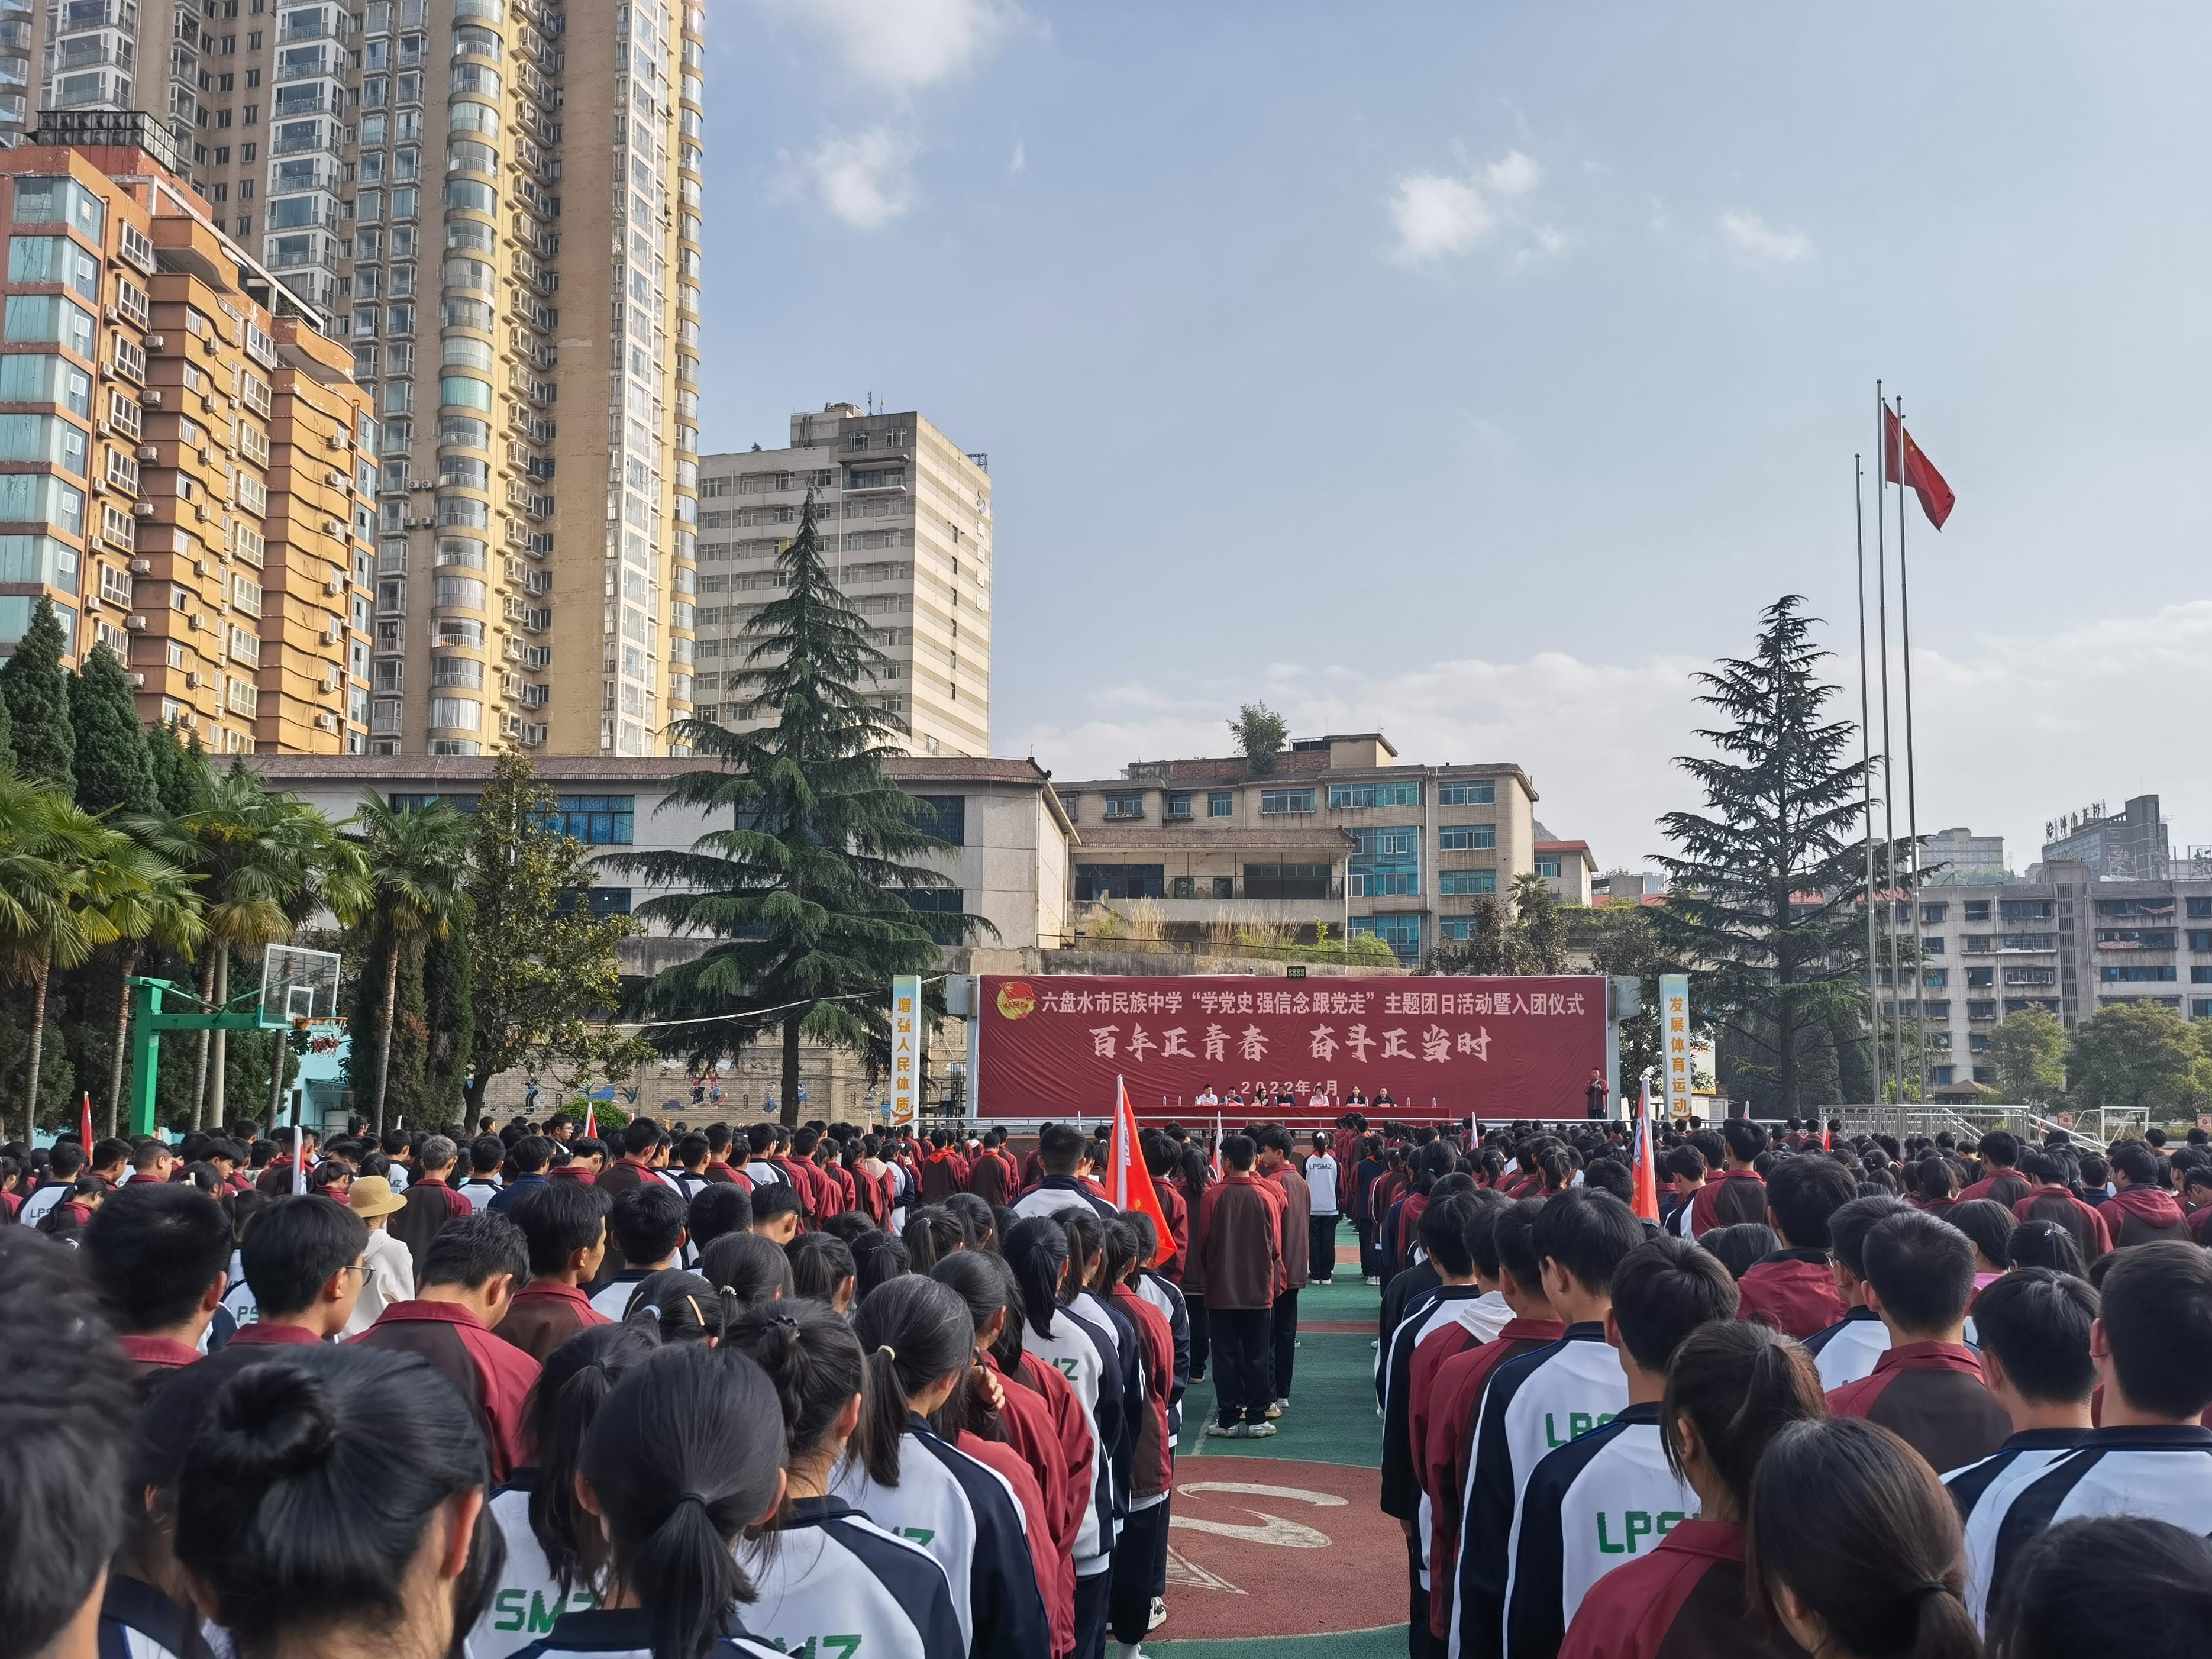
69, 646, 157, 816
146, 718, 211, 815
609, 492, 989, 1124
1, 598, 76, 786
1655, 596, 1875, 1112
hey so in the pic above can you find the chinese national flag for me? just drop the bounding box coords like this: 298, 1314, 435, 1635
1883, 405, 1956, 530
1108, 1076, 1173, 1263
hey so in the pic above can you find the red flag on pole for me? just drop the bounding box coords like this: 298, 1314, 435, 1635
1108, 1075, 1173, 1261
583, 1100, 596, 1142
1882, 405, 1955, 530
1630, 1076, 1661, 1223
78, 1092, 93, 1154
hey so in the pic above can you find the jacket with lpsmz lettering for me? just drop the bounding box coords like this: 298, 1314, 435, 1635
474, 1474, 596, 1659
1803, 1306, 1890, 1390
741, 1494, 965, 1659
830, 1415, 1052, 1659
514, 1608, 781, 1659
1554, 1518, 1806, 1659
1975, 1425, 2212, 1631
1451, 1322, 1627, 1659
1501, 1405, 1694, 1659
1943, 1428, 2095, 1630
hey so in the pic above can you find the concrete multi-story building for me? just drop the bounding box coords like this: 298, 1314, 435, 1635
2040, 795, 2170, 881
1922, 825, 2007, 885
28, 1, 205, 156
35, 1, 705, 759
0, 115, 370, 751
1052, 731, 1562, 963
696, 404, 992, 759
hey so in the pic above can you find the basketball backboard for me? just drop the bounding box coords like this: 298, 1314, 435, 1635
260, 943, 342, 1027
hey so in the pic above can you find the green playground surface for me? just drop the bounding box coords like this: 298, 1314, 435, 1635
1178, 1264, 1384, 1470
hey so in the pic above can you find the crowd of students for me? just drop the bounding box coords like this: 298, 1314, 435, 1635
7, 1105, 2212, 1659
1364, 1113, 2212, 1659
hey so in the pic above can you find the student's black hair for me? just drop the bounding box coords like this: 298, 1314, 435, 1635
944, 1190, 998, 1251
686, 1182, 752, 1250
787, 1232, 858, 1304
1829, 1193, 1914, 1281
0, 1231, 135, 1655
1463, 1191, 1509, 1280
511, 1134, 554, 1174
177, 1344, 506, 1659
618, 1117, 662, 1158
578, 1344, 786, 1659
848, 1273, 978, 1486
1581, 1160, 1633, 1203
749, 1182, 803, 1224
1492, 1198, 1546, 1292
1005, 1215, 1073, 1337
1697, 1222, 1781, 1282
81, 1179, 232, 1334
1661, 1319, 1826, 1516
1419, 1189, 1480, 1278
1989, 1513, 2212, 1659
1038, 1122, 1086, 1173
1610, 1237, 1740, 1372
512, 1180, 612, 1277
902, 1203, 966, 1273
1220, 1132, 1256, 1170
421, 1211, 530, 1292
1058, 1201, 1108, 1293
1940, 1200, 2010, 1273
1100, 1215, 1144, 1289
1531, 1187, 1644, 1298
1748, 1417, 1979, 1659
1664, 1143, 1707, 1182
1862, 1209, 1976, 1338
527, 1322, 664, 1599
1124, 1210, 1162, 1273
609, 1183, 688, 1266
1764, 1155, 1859, 1250
469, 1134, 506, 1174
1720, 1118, 1769, 1164
2003, 1217, 2085, 1277
2107, 1138, 2158, 1187
850, 1229, 912, 1300
724, 1297, 867, 1472
625, 1269, 728, 1344
1972, 1267, 2097, 1405
932, 1248, 1019, 1356
699, 1231, 794, 1312
675, 1132, 711, 1169
240, 1193, 370, 1319
822, 1208, 880, 1243
2098, 1239, 2212, 1419
2016, 1148, 2066, 1187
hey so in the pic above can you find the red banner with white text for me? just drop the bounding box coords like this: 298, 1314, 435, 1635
973, 974, 1606, 1121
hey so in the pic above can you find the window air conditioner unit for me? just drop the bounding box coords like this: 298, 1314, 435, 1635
131, 501, 155, 518
324, 575, 343, 594
104, 306, 120, 323
314, 712, 337, 731
326, 432, 347, 450
324, 667, 343, 690
96, 420, 112, 437
142, 389, 162, 406
324, 619, 343, 643
125, 614, 148, 630
128, 557, 151, 574
130, 672, 146, 688
188, 613, 205, 631
144, 334, 165, 349
325, 519, 345, 537
136, 443, 158, 461
184, 672, 200, 689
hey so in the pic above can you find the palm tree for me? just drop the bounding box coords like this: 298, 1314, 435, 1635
344, 795, 472, 1135
0, 770, 168, 1142
179, 765, 359, 1130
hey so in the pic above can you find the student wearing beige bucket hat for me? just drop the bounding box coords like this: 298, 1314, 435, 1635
344, 1174, 416, 1338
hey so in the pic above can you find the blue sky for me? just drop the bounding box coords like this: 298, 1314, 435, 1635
693, 2, 2212, 874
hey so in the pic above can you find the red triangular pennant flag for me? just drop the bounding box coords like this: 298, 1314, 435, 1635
1883, 405, 1955, 530
79, 1092, 94, 1154
1630, 1077, 1661, 1223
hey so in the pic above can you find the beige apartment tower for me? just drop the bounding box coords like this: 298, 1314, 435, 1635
38, 1, 705, 757
697, 404, 992, 758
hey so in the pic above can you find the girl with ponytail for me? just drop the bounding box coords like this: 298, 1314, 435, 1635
722, 1300, 964, 1659
1557, 1319, 1826, 1658
944, 1190, 1000, 1253
851, 1229, 912, 1301
476, 1323, 663, 1659
699, 1232, 793, 1313
1004, 1215, 1125, 1658
1746, 1417, 1982, 1659
624, 1268, 729, 1345
932, 1253, 1080, 1658
1061, 1204, 1144, 1510
902, 1205, 967, 1274
832, 1274, 1052, 1659
176, 1345, 508, 1659
1101, 1217, 1178, 1659
535, 1343, 789, 1659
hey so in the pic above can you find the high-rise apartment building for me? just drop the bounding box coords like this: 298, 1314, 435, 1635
697, 404, 992, 758
35, 0, 705, 757
0, 115, 371, 753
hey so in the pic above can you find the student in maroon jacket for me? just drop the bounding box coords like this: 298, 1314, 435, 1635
1826, 1208, 2010, 1473
1557, 1318, 1825, 1659
1689, 1118, 1770, 1233
494, 1179, 613, 1364
1958, 1129, 2031, 1206
2011, 1150, 2113, 1264
968, 1128, 1016, 1206
351, 1211, 540, 1482
386, 1132, 473, 1280
1735, 1154, 1853, 1340
228, 1194, 370, 1347
81, 1182, 234, 1382
918, 1127, 970, 1205
2102, 1139, 2192, 1246
592, 1117, 666, 1203
1190, 1134, 1283, 1435
1255, 1125, 1312, 1412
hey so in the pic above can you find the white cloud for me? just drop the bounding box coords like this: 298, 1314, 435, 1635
1009, 140, 1026, 175
1719, 209, 1814, 264
777, 128, 917, 228
750, 0, 1020, 89
1386, 150, 1546, 264
1007, 601, 2212, 886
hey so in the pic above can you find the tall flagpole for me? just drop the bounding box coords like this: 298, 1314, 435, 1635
1895, 394, 1930, 1105
1855, 454, 1883, 1112
1874, 383, 1904, 1132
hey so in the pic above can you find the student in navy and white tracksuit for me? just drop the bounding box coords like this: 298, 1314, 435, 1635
723, 1296, 965, 1659
1805, 1194, 1913, 1390
1007, 1213, 1123, 1659
1499, 1237, 1730, 1659
833, 1274, 1052, 1659
474, 1324, 664, 1659
521, 1341, 796, 1659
